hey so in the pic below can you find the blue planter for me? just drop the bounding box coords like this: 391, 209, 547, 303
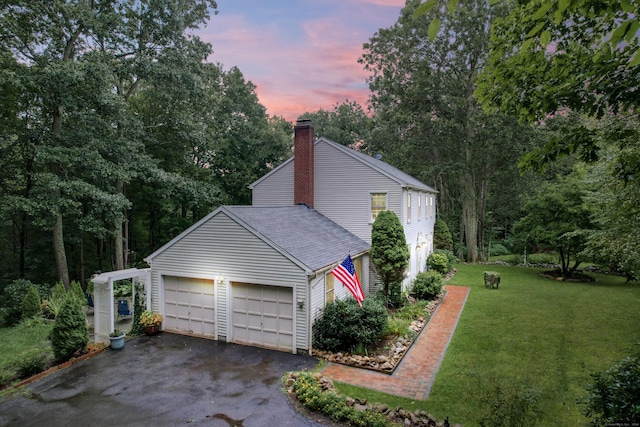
109, 334, 125, 350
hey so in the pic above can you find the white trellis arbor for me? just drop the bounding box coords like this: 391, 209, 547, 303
91, 268, 151, 344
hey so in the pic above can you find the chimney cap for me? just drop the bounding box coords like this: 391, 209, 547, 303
296, 118, 313, 126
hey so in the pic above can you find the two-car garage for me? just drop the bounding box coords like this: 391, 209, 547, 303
142, 205, 371, 355
163, 276, 294, 352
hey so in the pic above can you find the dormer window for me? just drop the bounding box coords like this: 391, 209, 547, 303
407, 191, 411, 223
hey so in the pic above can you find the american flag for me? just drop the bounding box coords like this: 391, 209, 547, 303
331, 255, 365, 307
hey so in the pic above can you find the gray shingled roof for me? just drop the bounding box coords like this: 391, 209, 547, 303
224, 205, 370, 272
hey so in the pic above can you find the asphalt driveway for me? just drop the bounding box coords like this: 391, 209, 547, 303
0, 333, 327, 427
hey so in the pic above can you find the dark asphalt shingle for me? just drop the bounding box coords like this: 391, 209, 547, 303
224, 205, 370, 272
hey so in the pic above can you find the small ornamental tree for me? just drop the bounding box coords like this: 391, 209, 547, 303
371, 210, 409, 306
50, 297, 89, 361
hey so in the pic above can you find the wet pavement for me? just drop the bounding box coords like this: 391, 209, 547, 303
0, 333, 327, 427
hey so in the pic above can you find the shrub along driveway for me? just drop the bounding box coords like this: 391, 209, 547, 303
0, 333, 324, 426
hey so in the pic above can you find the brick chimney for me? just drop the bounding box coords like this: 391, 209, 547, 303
294, 119, 314, 208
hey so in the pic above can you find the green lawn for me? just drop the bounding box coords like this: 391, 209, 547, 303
0, 318, 54, 388
335, 263, 640, 426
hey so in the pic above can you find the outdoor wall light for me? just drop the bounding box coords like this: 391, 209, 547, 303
297, 299, 305, 309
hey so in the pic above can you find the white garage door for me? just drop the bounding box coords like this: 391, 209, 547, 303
232, 283, 293, 351
164, 276, 215, 338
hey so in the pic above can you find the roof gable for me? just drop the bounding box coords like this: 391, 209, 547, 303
145, 205, 370, 273
249, 137, 436, 193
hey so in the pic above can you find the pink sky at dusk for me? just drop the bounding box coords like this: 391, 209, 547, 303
196, 0, 405, 122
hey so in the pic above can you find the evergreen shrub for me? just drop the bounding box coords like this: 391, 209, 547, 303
69, 280, 85, 303
0, 279, 34, 326
50, 281, 66, 301
428, 249, 457, 274
17, 353, 50, 379
427, 252, 449, 274
22, 285, 42, 319
412, 271, 443, 301
490, 243, 511, 257
434, 219, 453, 251
50, 297, 88, 361
581, 348, 640, 425
313, 297, 387, 353
292, 372, 390, 427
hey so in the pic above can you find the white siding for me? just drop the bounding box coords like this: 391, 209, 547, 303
402, 189, 437, 288
252, 160, 294, 206
314, 141, 402, 244
310, 274, 326, 323
148, 212, 309, 353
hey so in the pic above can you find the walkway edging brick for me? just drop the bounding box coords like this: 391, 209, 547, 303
321, 285, 470, 400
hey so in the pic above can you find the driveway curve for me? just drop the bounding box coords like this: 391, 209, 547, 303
0, 333, 327, 427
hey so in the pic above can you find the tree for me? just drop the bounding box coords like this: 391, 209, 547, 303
513, 171, 595, 278
582, 140, 640, 281
299, 100, 372, 147
361, 0, 534, 262
370, 210, 409, 305
476, 0, 640, 173
0, 1, 219, 284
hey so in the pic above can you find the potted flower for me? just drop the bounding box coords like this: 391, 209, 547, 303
139, 310, 163, 336
109, 329, 126, 350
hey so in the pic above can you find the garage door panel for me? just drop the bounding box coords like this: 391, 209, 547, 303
164, 276, 215, 339
232, 282, 294, 351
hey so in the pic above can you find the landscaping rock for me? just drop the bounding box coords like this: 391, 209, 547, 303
312, 295, 443, 373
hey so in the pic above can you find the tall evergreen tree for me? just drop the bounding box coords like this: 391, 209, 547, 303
370, 210, 409, 306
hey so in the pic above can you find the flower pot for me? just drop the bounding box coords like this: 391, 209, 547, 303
109, 334, 125, 350
144, 324, 160, 336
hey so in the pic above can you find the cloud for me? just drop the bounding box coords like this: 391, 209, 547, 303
196, 1, 401, 122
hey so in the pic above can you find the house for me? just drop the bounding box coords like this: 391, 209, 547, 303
250, 119, 438, 292
93, 119, 437, 354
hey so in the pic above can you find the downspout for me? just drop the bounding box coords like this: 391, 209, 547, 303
308, 276, 313, 356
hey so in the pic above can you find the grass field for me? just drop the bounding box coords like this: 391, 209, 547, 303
0, 318, 54, 388
335, 263, 640, 426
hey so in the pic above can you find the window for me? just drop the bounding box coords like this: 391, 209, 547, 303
417, 193, 422, 220
431, 196, 435, 218
371, 193, 387, 221
407, 191, 411, 223
325, 273, 334, 303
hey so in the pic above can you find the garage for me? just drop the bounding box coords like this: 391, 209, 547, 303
232, 283, 293, 351
164, 276, 215, 338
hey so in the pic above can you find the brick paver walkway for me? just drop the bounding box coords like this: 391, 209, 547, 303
321, 285, 470, 400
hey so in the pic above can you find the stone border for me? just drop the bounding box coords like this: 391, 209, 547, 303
10, 346, 108, 390
312, 294, 445, 375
